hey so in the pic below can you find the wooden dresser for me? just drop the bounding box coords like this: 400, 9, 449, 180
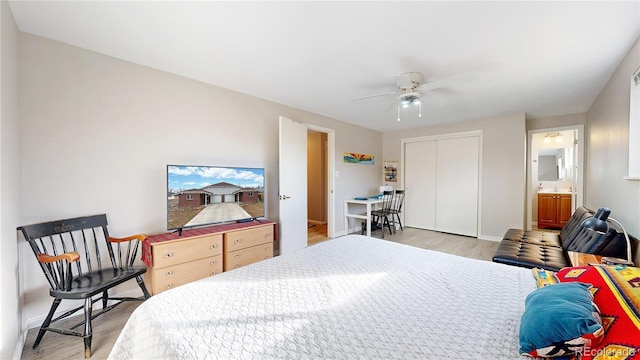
143, 221, 276, 295
224, 225, 274, 271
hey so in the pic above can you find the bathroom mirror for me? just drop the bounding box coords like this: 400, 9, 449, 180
538, 148, 572, 181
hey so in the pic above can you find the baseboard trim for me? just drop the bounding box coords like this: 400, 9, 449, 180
12, 330, 26, 360
478, 234, 503, 242
307, 219, 327, 225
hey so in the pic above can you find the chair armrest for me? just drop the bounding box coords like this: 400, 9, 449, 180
37, 252, 80, 264
108, 234, 146, 243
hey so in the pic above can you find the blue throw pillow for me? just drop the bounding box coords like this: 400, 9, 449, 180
519, 282, 604, 357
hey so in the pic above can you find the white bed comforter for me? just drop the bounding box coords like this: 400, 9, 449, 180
109, 235, 536, 359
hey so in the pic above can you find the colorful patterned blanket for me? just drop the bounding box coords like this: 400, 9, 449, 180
555, 265, 640, 360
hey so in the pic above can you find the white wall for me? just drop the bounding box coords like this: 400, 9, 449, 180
18, 34, 382, 329
527, 113, 587, 131
587, 36, 640, 237
382, 113, 526, 241
0, 2, 22, 359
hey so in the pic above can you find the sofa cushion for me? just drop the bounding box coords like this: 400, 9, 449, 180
559, 206, 593, 244
596, 231, 635, 258
503, 228, 562, 248
492, 240, 569, 271
562, 227, 613, 253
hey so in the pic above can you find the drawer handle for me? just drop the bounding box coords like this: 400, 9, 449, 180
165, 252, 173, 258
166, 271, 173, 276
265, 246, 269, 251
210, 244, 217, 249
235, 264, 240, 268
167, 284, 173, 289
265, 232, 272, 238
211, 271, 216, 276
265, 256, 269, 259
235, 254, 240, 258
210, 260, 217, 265
234, 239, 241, 244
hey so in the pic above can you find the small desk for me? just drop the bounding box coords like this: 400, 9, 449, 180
567, 251, 603, 267
344, 198, 383, 237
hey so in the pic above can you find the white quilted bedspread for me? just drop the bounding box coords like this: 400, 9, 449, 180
109, 235, 536, 359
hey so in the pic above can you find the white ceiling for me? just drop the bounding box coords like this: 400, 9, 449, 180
8, 1, 640, 132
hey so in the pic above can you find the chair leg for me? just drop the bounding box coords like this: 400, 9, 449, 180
102, 290, 108, 309
83, 298, 93, 358
137, 275, 151, 299
384, 216, 394, 235
34, 298, 62, 349
395, 213, 403, 231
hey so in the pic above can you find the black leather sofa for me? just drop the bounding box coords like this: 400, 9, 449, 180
492, 206, 632, 271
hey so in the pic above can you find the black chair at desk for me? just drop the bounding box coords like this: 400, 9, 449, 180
370, 190, 395, 238
389, 190, 405, 232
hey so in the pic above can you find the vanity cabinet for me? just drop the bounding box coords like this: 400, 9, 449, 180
537, 193, 572, 229
143, 221, 276, 295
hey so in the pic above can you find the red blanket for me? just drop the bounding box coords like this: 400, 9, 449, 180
555, 265, 640, 360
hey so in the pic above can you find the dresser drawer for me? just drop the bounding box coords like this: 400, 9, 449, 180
224, 242, 273, 271
152, 255, 222, 294
152, 234, 222, 268
224, 225, 273, 252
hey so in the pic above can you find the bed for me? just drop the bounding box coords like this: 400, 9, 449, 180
109, 235, 536, 359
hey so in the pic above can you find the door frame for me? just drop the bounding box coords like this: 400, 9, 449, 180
306, 124, 335, 238
526, 124, 584, 230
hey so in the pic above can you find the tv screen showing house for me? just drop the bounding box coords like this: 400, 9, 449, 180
167, 165, 265, 230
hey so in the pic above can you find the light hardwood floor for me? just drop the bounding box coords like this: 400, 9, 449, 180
21, 226, 499, 360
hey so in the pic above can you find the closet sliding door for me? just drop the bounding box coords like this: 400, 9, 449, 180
402, 132, 480, 237
404, 140, 437, 230
435, 136, 479, 237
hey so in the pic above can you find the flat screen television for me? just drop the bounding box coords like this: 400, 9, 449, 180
167, 165, 265, 232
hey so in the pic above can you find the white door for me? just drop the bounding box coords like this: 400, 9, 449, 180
403, 133, 480, 237
435, 136, 479, 237
278, 116, 308, 255
404, 140, 437, 229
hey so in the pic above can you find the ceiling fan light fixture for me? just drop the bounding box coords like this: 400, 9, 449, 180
400, 93, 420, 107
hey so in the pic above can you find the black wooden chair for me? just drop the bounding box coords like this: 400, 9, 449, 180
389, 190, 406, 231
371, 190, 395, 238
18, 214, 150, 358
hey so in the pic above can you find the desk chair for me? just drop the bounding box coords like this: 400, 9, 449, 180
371, 190, 395, 238
389, 190, 405, 231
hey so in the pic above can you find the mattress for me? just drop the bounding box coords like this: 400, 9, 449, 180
109, 234, 536, 359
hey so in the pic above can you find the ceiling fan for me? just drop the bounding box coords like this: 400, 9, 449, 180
352, 72, 472, 121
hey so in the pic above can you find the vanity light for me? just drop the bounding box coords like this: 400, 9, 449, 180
543, 132, 562, 143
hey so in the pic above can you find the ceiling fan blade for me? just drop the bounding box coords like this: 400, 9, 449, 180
423, 92, 448, 106
351, 91, 399, 101
417, 73, 477, 92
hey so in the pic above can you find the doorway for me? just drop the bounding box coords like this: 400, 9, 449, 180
278, 119, 335, 255
307, 129, 331, 245
527, 125, 584, 230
